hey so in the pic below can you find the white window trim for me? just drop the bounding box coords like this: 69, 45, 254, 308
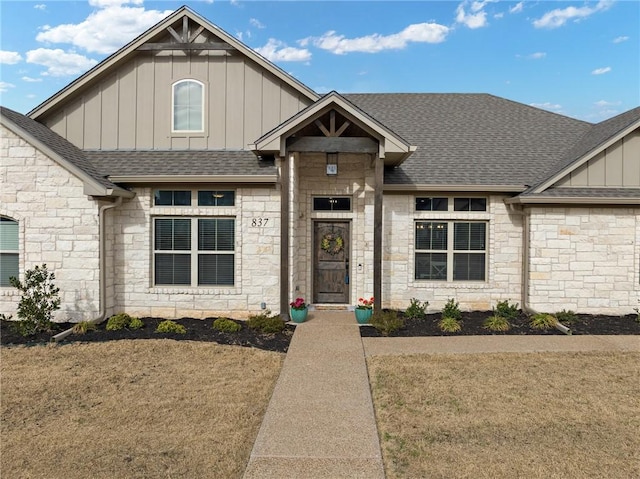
0, 217, 19, 288
171, 79, 205, 134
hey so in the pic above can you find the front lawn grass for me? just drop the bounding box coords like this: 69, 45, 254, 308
1, 340, 284, 478
369, 352, 640, 479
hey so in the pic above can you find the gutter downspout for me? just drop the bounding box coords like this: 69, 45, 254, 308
53, 197, 122, 342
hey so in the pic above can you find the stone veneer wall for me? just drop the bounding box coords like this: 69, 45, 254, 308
528, 206, 640, 315
0, 125, 101, 321
294, 152, 374, 306
383, 194, 523, 312
111, 185, 281, 319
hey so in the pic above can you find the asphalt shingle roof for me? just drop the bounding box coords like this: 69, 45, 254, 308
84, 150, 276, 178
344, 93, 593, 188
0, 106, 117, 190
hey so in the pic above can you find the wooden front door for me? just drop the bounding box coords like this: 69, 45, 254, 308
314, 221, 350, 303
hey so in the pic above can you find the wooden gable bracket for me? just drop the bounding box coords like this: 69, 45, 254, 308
137, 16, 235, 52
314, 110, 351, 137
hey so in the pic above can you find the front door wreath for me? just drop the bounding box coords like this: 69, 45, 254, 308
321, 233, 344, 255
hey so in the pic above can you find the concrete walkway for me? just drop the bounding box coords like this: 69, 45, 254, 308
244, 310, 639, 478
243, 311, 384, 479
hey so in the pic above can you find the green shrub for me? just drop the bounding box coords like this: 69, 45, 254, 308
106, 313, 132, 331
530, 313, 558, 330
441, 298, 462, 321
438, 316, 462, 333
155, 320, 186, 334
483, 314, 511, 332
555, 309, 578, 324
128, 317, 144, 330
9, 264, 60, 336
370, 310, 404, 336
405, 298, 428, 320
248, 311, 285, 334
493, 299, 519, 320
72, 321, 97, 335
213, 318, 241, 333
106, 313, 143, 331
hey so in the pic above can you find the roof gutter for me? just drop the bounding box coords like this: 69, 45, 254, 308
53, 197, 123, 342
505, 196, 640, 205
384, 184, 527, 193
108, 174, 278, 184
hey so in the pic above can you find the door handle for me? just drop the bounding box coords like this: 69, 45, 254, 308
345, 258, 350, 285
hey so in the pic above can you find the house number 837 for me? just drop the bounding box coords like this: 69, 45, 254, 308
251, 218, 269, 227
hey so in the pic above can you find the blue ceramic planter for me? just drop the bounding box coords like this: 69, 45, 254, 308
290, 307, 308, 323
355, 308, 373, 324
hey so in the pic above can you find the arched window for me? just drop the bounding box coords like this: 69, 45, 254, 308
0, 217, 19, 287
172, 79, 204, 132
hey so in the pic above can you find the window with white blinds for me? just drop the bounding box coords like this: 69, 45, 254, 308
415, 221, 486, 281
0, 217, 19, 287
154, 217, 234, 286
172, 80, 204, 132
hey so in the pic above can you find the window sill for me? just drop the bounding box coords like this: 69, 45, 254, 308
149, 287, 239, 296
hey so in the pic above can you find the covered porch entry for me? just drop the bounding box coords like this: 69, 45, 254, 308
251, 91, 416, 318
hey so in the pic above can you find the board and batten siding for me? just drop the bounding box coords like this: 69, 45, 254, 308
556, 128, 640, 187
42, 52, 311, 150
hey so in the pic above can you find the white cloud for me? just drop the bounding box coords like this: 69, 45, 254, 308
0, 81, 16, 93
510, 2, 524, 14
22, 76, 43, 83
25, 48, 98, 76
529, 52, 546, 59
303, 22, 449, 55
34, 4, 46, 10
595, 100, 621, 107
0, 51, 22, 64
533, 0, 613, 29
592, 66, 611, 75
255, 39, 311, 62
250, 18, 265, 29
530, 102, 563, 113
613, 36, 629, 43
455, 0, 497, 29
36, 2, 173, 54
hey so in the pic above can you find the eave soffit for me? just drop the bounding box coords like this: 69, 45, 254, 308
28, 6, 319, 120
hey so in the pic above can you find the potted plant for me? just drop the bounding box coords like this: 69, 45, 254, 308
289, 297, 308, 323
355, 297, 374, 324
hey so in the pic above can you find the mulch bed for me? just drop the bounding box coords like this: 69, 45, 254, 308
2, 311, 638, 351
360, 311, 640, 337
0, 317, 295, 353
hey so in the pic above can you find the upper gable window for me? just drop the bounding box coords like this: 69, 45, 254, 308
172, 80, 204, 132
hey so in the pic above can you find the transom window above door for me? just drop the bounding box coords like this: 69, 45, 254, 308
313, 197, 351, 211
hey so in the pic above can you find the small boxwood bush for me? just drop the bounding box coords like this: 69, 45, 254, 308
441, 298, 462, 321
555, 309, 578, 324
106, 313, 143, 331
213, 318, 241, 333
405, 298, 428, 320
494, 299, 519, 320
155, 320, 186, 334
370, 310, 404, 336
248, 311, 285, 333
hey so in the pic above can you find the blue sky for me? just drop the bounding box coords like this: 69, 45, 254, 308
0, 0, 638, 121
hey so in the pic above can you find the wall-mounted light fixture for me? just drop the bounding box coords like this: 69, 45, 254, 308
326, 152, 338, 176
